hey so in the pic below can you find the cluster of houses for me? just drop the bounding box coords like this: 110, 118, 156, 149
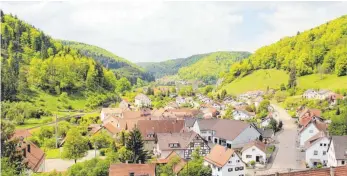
296, 107, 347, 169
302, 89, 344, 106
98, 98, 278, 176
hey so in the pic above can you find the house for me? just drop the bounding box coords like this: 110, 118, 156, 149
184, 118, 196, 131
298, 119, 328, 147
260, 113, 273, 128
259, 165, 347, 176
259, 128, 274, 144
304, 131, 329, 167
175, 96, 193, 106
202, 107, 218, 119
164, 102, 179, 110
232, 109, 255, 120
11, 129, 32, 140
212, 102, 225, 111
327, 135, 347, 167
155, 131, 210, 159
238, 90, 264, 102
17, 138, 45, 173
137, 120, 185, 151
161, 109, 201, 120
327, 93, 344, 106
100, 108, 123, 121
88, 124, 103, 136
303, 89, 334, 100
156, 151, 187, 175
253, 96, 264, 108
192, 119, 261, 149
109, 163, 156, 176
303, 89, 319, 99
119, 100, 131, 110
204, 144, 246, 176
135, 93, 151, 108
297, 108, 322, 127
241, 140, 267, 165
103, 111, 151, 137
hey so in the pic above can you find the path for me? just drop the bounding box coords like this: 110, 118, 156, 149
254, 104, 305, 175
44, 150, 103, 172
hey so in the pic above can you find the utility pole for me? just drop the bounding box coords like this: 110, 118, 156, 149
55, 114, 58, 148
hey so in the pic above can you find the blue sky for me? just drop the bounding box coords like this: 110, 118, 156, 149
1, 1, 347, 62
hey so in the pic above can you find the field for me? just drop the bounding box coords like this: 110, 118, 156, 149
220, 69, 347, 95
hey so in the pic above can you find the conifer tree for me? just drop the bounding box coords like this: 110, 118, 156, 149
126, 127, 148, 163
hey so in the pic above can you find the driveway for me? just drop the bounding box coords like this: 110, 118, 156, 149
44, 150, 102, 172
254, 104, 305, 175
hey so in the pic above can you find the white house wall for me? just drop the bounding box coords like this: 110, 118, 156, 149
242, 146, 267, 165
299, 124, 319, 146
305, 137, 329, 167
205, 153, 245, 176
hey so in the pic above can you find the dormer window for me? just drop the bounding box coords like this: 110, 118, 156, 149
169, 143, 179, 148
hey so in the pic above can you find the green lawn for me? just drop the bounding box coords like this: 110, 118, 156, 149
220, 69, 347, 95
44, 148, 62, 159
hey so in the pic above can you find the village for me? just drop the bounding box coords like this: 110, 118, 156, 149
11, 85, 347, 176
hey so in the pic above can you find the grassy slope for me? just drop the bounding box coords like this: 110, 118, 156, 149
220, 69, 347, 95
15, 90, 88, 129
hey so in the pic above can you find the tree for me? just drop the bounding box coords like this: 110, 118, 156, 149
179, 147, 211, 176
62, 128, 89, 163
66, 158, 109, 176
328, 119, 347, 135
1, 120, 27, 175
269, 119, 278, 132
222, 106, 233, 119
90, 131, 114, 149
117, 146, 133, 163
336, 108, 341, 115
115, 77, 131, 93
157, 155, 181, 176
221, 89, 227, 100
288, 63, 297, 89
126, 127, 148, 163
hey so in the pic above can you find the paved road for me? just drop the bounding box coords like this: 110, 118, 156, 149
254, 104, 305, 175
44, 150, 102, 172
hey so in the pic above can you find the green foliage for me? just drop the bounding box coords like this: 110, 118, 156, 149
126, 127, 148, 163
66, 158, 109, 176
1, 120, 27, 175
86, 92, 119, 109
274, 91, 289, 103
62, 40, 154, 84
222, 106, 233, 119
138, 53, 208, 78
90, 131, 114, 149
178, 86, 194, 96
1, 101, 48, 125
62, 128, 89, 163
225, 15, 347, 84
178, 51, 251, 84
178, 147, 212, 176
157, 155, 181, 176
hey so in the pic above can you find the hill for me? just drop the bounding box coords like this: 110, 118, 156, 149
61, 40, 154, 83
137, 53, 207, 78
178, 51, 251, 84
223, 15, 347, 85
220, 69, 347, 95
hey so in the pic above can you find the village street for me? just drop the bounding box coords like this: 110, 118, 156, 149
44, 150, 102, 172
252, 104, 306, 176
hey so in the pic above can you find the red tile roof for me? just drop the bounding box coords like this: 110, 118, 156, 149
204, 145, 236, 168
155, 151, 187, 174
241, 140, 267, 153
19, 140, 45, 172
298, 108, 321, 126
137, 120, 185, 141
109, 163, 156, 176
11, 129, 32, 140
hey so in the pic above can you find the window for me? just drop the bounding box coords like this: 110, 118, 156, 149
228, 161, 232, 164
235, 167, 239, 171
246, 155, 252, 158
232, 154, 235, 157
237, 160, 240, 163
218, 168, 221, 171
252, 148, 255, 151
239, 166, 244, 170
314, 151, 318, 155
239, 175, 244, 176
228, 168, 233, 172
323, 151, 327, 155
320, 143, 322, 146
309, 130, 313, 133
324, 144, 327, 146
342, 161, 345, 165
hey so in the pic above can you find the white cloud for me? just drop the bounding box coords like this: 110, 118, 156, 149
1, 1, 347, 62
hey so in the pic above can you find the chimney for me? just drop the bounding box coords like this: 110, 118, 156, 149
126, 160, 128, 164
330, 167, 334, 176
139, 160, 141, 164
27, 144, 31, 153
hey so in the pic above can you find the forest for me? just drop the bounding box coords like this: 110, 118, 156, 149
61, 40, 154, 84
223, 15, 347, 84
